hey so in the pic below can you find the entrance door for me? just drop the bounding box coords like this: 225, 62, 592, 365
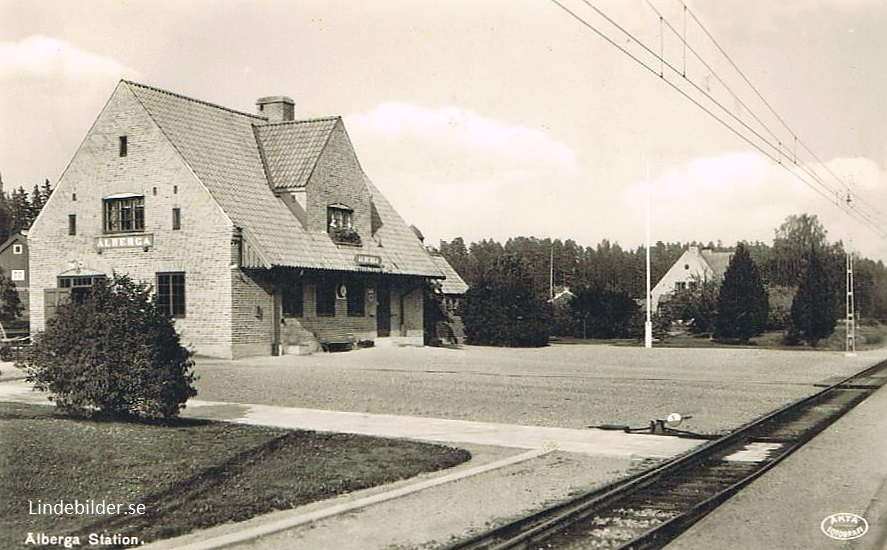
376, 281, 390, 337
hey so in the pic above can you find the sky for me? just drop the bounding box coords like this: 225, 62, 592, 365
1, 0, 885, 261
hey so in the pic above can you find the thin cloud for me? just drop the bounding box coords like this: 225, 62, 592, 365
0, 35, 132, 81
346, 102, 578, 187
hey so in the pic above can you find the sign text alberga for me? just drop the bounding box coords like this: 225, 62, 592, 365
95, 234, 154, 250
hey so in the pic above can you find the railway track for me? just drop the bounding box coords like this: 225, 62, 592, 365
443, 359, 887, 550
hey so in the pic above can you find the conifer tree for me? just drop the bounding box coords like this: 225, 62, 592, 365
714, 243, 769, 343
787, 247, 837, 346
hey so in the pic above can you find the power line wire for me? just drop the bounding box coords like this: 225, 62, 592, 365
547, 0, 887, 238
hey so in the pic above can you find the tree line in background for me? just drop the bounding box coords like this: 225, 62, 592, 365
0, 175, 54, 244
439, 214, 887, 348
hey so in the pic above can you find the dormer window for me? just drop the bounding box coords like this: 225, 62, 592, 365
327, 204, 360, 246
327, 204, 354, 231
104, 193, 145, 233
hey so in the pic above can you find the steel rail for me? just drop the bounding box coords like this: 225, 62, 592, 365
443, 359, 887, 550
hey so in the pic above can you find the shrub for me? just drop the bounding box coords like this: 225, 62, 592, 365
23, 274, 197, 420
569, 287, 639, 339
461, 255, 550, 347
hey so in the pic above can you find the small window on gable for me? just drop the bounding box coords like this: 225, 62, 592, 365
119, 136, 128, 157
675, 281, 687, 291
12, 244, 23, 255
172, 207, 181, 230
68, 214, 77, 236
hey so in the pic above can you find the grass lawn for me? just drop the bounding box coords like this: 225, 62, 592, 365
554, 322, 886, 352
0, 401, 470, 548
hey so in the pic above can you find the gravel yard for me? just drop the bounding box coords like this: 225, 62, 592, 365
193, 344, 887, 435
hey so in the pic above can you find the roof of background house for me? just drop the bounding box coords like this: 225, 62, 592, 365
124, 81, 441, 277
700, 248, 733, 278
0, 233, 26, 255
429, 254, 469, 295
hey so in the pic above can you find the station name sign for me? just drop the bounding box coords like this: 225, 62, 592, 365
95, 234, 154, 251
354, 253, 382, 268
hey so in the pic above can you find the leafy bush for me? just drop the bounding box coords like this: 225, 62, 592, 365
568, 287, 639, 339
461, 255, 550, 347
23, 274, 197, 420
658, 279, 719, 335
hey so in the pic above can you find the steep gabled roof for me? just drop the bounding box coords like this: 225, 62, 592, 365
429, 254, 469, 295
700, 249, 733, 279
256, 118, 339, 190
0, 233, 26, 256
122, 81, 441, 277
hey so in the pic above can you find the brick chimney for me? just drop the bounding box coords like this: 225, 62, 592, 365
256, 96, 295, 122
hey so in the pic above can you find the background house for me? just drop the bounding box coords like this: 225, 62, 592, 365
651, 245, 732, 312
0, 232, 29, 329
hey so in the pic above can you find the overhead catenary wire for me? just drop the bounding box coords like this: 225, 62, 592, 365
546, 0, 887, 239
673, 0, 886, 233
646, 0, 886, 233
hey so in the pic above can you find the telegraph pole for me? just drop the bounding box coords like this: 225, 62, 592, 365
645, 163, 653, 349
845, 191, 857, 357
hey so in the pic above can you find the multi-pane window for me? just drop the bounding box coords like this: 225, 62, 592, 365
347, 280, 365, 317
327, 204, 360, 245
58, 274, 105, 304
282, 278, 303, 317
157, 272, 186, 318
327, 206, 354, 231
675, 281, 687, 291
316, 280, 336, 317
104, 195, 145, 233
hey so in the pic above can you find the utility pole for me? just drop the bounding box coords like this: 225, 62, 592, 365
845, 191, 857, 357
549, 243, 554, 300
645, 163, 653, 349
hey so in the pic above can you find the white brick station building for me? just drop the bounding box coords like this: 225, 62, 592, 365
28, 81, 444, 358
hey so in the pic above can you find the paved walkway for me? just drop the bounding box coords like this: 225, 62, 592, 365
0, 377, 701, 459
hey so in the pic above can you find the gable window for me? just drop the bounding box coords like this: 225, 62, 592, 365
156, 272, 186, 318
282, 278, 303, 317
346, 279, 365, 317
119, 136, 128, 157
104, 194, 145, 233
12, 244, 22, 255
68, 214, 77, 236
327, 204, 360, 245
172, 207, 181, 230
316, 280, 336, 317
675, 281, 687, 291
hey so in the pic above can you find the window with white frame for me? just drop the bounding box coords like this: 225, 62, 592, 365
104, 194, 145, 233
